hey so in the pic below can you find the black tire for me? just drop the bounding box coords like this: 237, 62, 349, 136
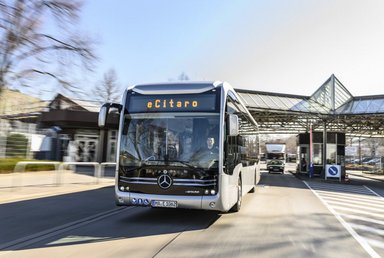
230, 177, 242, 212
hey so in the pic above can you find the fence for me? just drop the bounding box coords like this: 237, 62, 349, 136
345, 156, 384, 174
11, 161, 116, 188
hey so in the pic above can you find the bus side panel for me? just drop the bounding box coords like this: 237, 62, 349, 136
222, 163, 243, 210
241, 164, 257, 193
218, 173, 237, 211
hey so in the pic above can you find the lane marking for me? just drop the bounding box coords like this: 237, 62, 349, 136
304, 181, 381, 258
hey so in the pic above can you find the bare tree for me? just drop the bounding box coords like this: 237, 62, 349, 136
94, 68, 121, 103
177, 72, 189, 81
0, 0, 96, 96
169, 72, 190, 82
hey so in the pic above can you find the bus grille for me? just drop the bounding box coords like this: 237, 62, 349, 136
120, 176, 217, 187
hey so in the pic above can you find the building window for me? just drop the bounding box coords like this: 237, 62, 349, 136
107, 130, 117, 162
313, 143, 322, 165
326, 144, 337, 164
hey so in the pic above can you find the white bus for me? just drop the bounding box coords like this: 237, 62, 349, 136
98, 81, 260, 212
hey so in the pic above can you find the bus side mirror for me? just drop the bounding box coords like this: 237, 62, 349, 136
228, 114, 239, 136
98, 103, 122, 128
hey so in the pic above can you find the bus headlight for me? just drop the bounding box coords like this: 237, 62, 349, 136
210, 190, 216, 195
119, 186, 124, 191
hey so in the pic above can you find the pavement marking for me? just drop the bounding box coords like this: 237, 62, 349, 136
304, 181, 382, 258
349, 223, 384, 237
339, 213, 384, 227
333, 206, 384, 219
364, 185, 384, 200
367, 239, 384, 250
325, 199, 384, 213
318, 191, 384, 205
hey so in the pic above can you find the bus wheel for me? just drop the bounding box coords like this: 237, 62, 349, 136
231, 177, 242, 212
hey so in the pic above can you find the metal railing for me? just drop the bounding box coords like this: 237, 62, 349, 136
12, 161, 116, 187
14, 161, 61, 173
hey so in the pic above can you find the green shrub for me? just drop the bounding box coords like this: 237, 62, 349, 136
6, 133, 28, 157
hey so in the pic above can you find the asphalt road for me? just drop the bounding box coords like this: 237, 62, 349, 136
0, 167, 383, 258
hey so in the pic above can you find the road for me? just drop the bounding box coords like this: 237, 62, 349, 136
0, 165, 383, 258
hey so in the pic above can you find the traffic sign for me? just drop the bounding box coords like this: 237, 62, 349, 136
325, 164, 341, 181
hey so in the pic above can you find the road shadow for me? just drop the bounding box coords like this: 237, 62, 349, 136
0, 186, 221, 251
0, 186, 116, 247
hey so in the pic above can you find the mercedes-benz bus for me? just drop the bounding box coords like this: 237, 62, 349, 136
98, 81, 260, 212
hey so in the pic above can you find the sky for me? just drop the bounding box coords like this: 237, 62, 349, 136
68, 0, 384, 99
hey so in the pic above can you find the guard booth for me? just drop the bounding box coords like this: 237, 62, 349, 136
297, 132, 346, 179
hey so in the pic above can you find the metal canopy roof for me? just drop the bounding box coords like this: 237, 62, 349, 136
236, 75, 384, 137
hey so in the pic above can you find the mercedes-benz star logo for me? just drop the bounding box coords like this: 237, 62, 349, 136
157, 174, 173, 189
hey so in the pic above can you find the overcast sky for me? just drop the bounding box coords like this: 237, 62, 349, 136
77, 0, 384, 98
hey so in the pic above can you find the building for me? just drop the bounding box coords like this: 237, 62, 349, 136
37, 94, 119, 162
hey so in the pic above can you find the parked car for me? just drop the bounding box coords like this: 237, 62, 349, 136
363, 157, 382, 165
352, 157, 371, 164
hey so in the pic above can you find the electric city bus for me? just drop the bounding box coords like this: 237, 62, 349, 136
98, 81, 260, 212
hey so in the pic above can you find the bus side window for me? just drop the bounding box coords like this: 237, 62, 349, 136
225, 135, 238, 175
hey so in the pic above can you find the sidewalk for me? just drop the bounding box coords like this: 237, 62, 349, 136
346, 169, 384, 182
0, 170, 114, 204
289, 169, 384, 184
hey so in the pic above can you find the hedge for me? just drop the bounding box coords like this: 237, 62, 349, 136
0, 158, 57, 173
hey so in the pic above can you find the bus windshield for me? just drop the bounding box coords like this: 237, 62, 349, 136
119, 113, 220, 169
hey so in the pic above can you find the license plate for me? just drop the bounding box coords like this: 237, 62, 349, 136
151, 200, 177, 208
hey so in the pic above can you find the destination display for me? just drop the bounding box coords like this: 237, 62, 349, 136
127, 93, 218, 113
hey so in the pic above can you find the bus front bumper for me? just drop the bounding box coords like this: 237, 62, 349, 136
115, 191, 224, 211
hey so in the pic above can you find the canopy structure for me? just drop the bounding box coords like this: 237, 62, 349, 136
236, 75, 384, 137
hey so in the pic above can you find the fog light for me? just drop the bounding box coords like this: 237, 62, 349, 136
210, 189, 216, 195
209, 202, 216, 208
118, 197, 124, 203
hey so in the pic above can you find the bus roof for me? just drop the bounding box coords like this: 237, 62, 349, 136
128, 81, 224, 95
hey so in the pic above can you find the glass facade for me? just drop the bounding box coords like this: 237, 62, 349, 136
326, 144, 337, 164
238, 75, 384, 116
